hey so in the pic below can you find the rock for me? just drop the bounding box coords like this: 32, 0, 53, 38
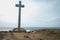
13, 28, 26, 32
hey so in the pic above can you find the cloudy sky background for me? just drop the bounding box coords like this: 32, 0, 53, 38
0, 0, 60, 28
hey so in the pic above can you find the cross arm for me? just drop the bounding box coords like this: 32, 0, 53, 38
21, 5, 24, 8
16, 4, 19, 7
16, 4, 24, 8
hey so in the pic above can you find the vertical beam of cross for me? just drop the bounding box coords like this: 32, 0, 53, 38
16, 1, 24, 31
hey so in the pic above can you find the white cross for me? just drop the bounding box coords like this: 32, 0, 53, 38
16, 1, 24, 31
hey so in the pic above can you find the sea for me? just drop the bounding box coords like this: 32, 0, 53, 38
0, 27, 60, 31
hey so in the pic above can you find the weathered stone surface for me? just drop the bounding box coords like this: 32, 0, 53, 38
0, 29, 60, 40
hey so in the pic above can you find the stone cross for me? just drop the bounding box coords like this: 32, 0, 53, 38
16, 1, 24, 31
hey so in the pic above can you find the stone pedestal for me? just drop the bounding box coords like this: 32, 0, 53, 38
13, 28, 26, 32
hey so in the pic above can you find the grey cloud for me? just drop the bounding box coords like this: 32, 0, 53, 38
31, 0, 56, 2
0, 21, 17, 27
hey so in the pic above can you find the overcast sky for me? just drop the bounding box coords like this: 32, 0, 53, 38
0, 0, 60, 28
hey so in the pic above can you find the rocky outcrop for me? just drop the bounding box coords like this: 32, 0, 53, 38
13, 28, 26, 32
